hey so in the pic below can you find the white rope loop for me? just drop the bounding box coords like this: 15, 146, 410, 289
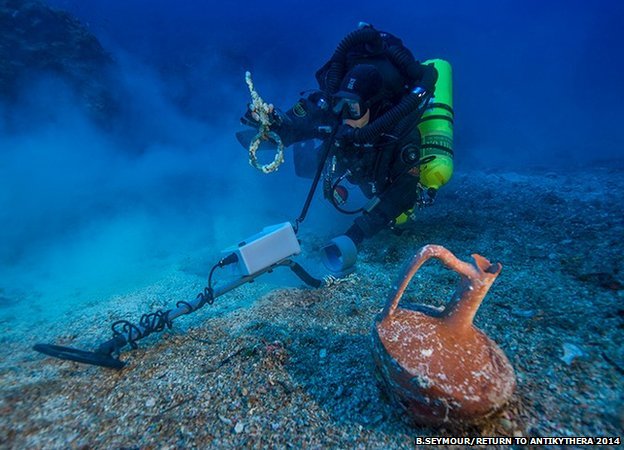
245, 71, 285, 174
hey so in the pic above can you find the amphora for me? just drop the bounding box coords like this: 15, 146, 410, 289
372, 245, 515, 425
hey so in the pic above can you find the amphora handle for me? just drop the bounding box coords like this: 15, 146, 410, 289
380, 245, 502, 329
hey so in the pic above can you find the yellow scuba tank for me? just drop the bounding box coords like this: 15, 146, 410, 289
418, 59, 454, 190
395, 59, 453, 226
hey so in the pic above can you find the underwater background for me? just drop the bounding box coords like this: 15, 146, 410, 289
1, 0, 623, 448
2, 0, 622, 318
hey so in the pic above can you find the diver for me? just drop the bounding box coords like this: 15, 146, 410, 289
238, 23, 454, 272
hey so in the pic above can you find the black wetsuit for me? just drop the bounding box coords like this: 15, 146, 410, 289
241, 26, 437, 245
275, 88, 427, 245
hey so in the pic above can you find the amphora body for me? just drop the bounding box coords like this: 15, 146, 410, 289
372, 245, 515, 425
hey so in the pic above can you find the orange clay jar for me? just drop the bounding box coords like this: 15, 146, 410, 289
371, 245, 516, 426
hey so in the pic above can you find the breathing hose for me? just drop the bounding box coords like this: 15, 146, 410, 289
321, 27, 383, 94
351, 89, 432, 145
319, 25, 437, 146
385, 45, 438, 90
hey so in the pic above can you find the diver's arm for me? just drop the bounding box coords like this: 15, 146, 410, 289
274, 91, 339, 146
413, 62, 438, 94
240, 90, 338, 147
345, 173, 422, 244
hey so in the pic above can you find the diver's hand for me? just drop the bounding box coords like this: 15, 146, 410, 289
240, 106, 261, 128
333, 124, 356, 148
416, 185, 437, 207
240, 103, 283, 129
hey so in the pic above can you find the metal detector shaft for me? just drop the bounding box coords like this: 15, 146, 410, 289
98, 258, 320, 355
34, 258, 322, 369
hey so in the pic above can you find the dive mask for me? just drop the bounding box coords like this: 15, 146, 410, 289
333, 96, 366, 120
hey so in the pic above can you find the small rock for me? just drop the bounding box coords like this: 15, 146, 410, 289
512, 308, 535, 318
145, 398, 156, 408
234, 421, 245, 434
500, 418, 513, 432
561, 343, 586, 365
218, 414, 233, 426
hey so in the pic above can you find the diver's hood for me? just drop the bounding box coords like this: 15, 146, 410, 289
334, 64, 383, 105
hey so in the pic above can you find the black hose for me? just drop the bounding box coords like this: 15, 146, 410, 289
293, 129, 338, 232
318, 26, 439, 148
285, 260, 323, 288
352, 90, 431, 145
323, 27, 383, 94
385, 45, 422, 80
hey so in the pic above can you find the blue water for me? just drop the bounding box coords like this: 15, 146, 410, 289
45, 0, 624, 167
1, 1, 623, 329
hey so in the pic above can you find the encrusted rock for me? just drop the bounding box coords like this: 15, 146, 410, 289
0, 0, 116, 117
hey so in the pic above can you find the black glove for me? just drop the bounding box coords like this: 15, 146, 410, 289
333, 124, 356, 148
240, 104, 283, 129
240, 106, 261, 128
419, 186, 437, 207
419, 63, 438, 95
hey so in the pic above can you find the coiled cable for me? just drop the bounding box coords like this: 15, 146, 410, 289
110, 254, 237, 350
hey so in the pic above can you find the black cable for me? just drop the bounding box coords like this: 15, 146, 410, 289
294, 128, 339, 233
329, 174, 363, 215
193, 254, 238, 310
111, 310, 173, 350
110, 254, 239, 349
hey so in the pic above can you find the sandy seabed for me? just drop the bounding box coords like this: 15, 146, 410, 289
1, 167, 623, 449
